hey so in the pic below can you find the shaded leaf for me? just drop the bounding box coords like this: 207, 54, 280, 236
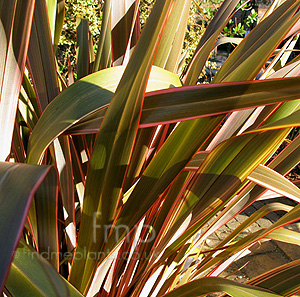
76, 18, 89, 79
111, 0, 140, 65
5, 240, 83, 297
0, 161, 57, 291
27, 0, 60, 112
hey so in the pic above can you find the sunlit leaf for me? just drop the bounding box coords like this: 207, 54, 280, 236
0, 0, 35, 161
163, 277, 281, 297
70, 0, 178, 291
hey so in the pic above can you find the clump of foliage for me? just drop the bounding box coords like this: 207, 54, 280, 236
223, 0, 258, 37
58, 0, 102, 76
140, 0, 155, 28
60, 0, 102, 45
2, 0, 300, 297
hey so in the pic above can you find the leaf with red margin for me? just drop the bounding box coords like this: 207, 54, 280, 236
162, 277, 281, 297
0, 0, 35, 161
0, 161, 57, 291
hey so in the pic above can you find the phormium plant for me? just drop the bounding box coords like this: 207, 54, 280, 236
2, 0, 300, 296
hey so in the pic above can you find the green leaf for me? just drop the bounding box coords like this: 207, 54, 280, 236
46, 0, 57, 43
185, 151, 209, 171
54, 0, 65, 50
68, 76, 300, 132
5, 240, 84, 297
0, 161, 57, 291
27, 0, 60, 112
154, 130, 288, 266
28, 73, 300, 164
162, 277, 281, 297
27, 65, 181, 164
94, 0, 112, 71
107, 0, 300, 266
46, 0, 65, 50
32, 166, 60, 271
266, 228, 300, 246
76, 18, 89, 79
248, 259, 300, 296
252, 107, 300, 133
140, 77, 300, 128
19, 76, 39, 130
53, 137, 76, 251
268, 131, 300, 176
213, 0, 300, 82
210, 132, 300, 229
184, 0, 240, 84
69, 0, 177, 292
113, 116, 222, 251
12, 120, 26, 163
153, 0, 191, 72
147, 2, 300, 261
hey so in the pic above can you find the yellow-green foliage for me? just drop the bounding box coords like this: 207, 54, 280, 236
60, 0, 102, 46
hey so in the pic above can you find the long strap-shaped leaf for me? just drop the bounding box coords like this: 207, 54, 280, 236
100, 0, 300, 264
213, 0, 300, 82
111, 0, 140, 65
27, 66, 181, 163
27, 74, 300, 163
248, 258, 300, 296
162, 277, 281, 297
94, 0, 112, 71
248, 164, 300, 201
193, 113, 300, 249
116, 3, 300, 284
0, 0, 35, 161
140, 77, 300, 127
46, 0, 65, 50
5, 240, 83, 297
251, 107, 300, 133
183, 0, 240, 85
69, 0, 176, 292
191, 207, 300, 279
27, 1, 73, 268
55, 0, 65, 51
71, 76, 300, 132
120, 1, 299, 260
187, 159, 300, 202
0, 161, 57, 292
153, 0, 191, 72
27, 0, 60, 112
76, 18, 89, 79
